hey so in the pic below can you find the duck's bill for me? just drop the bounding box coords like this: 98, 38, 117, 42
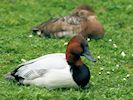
82, 52, 96, 62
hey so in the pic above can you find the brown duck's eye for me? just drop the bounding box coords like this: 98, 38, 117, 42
78, 10, 88, 17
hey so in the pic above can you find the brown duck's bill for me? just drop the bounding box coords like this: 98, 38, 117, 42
82, 51, 96, 62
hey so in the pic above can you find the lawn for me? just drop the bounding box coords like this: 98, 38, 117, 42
0, 0, 133, 100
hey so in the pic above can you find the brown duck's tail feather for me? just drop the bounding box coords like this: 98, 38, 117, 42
32, 27, 39, 33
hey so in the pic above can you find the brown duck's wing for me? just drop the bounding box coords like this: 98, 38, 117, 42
32, 16, 82, 31
61, 16, 82, 25
51, 16, 83, 38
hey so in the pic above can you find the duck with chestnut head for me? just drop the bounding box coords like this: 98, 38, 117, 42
5, 35, 96, 89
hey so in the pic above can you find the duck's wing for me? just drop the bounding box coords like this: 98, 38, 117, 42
60, 16, 82, 25
13, 67, 48, 81
32, 16, 82, 37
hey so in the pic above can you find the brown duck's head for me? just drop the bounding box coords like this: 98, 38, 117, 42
71, 4, 95, 18
71, 4, 104, 40
80, 18, 104, 40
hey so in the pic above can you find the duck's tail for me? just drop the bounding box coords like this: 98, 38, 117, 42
31, 17, 64, 37
4, 72, 15, 80
4, 66, 20, 80
4, 65, 25, 85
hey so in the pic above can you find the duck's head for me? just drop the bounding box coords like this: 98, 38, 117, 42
71, 4, 104, 40
66, 35, 96, 66
80, 18, 104, 40
71, 4, 95, 18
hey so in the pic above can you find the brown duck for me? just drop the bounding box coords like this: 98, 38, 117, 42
32, 4, 104, 40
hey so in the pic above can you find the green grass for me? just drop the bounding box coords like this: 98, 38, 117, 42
0, 0, 133, 100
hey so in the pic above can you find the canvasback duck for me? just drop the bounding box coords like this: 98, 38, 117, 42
32, 4, 104, 39
5, 35, 96, 89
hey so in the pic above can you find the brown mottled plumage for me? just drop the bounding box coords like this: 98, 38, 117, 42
32, 4, 104, 39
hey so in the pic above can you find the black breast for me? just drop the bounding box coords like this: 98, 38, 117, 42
71, 64, 90, 88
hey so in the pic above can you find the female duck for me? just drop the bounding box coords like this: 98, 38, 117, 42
5, 35, 96, 89
32, 4, 104, 39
